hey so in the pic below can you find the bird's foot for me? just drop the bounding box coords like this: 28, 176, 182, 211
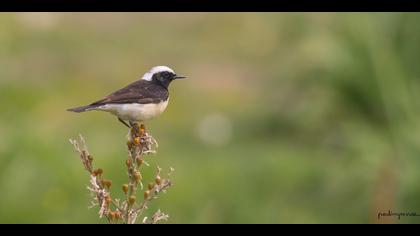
118, 118, 130, 128
127, 122, 157, 154
128, 121, 145, 136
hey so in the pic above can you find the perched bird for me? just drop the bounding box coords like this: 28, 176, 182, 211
67, 66, 186, 127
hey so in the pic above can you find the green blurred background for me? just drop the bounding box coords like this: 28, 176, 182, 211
1, 13, 420, 223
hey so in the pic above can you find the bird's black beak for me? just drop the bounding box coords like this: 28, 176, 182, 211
174, 75, 187, 80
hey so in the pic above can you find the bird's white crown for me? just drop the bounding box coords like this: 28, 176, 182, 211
141, 66, 175, 81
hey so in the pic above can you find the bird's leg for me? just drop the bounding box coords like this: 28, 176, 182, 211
128, 122, 142, 144
129, 121, 141, 135
129, 121, 136, 128
127, 121, 145, 138
118, 118, 130, 128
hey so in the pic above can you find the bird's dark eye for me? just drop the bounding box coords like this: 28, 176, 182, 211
161, 71, 174, 79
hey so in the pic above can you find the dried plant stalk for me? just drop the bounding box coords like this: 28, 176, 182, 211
69, 123, 173, 224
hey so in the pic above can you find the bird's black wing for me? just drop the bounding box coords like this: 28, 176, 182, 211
90, 80, 168, 105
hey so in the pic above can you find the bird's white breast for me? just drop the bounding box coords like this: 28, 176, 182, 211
96, 100, 169, 121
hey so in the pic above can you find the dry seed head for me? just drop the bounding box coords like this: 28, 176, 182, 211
148, 182, 155, 190
122, 184, 129, 194
115, 211, 121, 219
136, 157, 143, 166
144, 190, 150, 200
101, 179, 112, 189
127, 141, 133, 149
129, 195, 136, 205
108, 211, 116, 220
93, 168, 103, 176
126, 159, 132, 168
134, 171, 142, 183
155, 175, 162, 185
105, 196, 112, 205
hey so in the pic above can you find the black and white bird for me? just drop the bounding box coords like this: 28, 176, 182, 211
67, 66, 186, 127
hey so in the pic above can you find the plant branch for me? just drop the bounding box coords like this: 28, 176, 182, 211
69, 123, 173, 224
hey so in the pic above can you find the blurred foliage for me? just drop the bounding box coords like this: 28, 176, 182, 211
1, 13, 420, 223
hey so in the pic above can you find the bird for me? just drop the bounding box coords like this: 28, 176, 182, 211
67, 66, 186, 128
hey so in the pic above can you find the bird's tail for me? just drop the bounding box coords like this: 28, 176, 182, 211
67, 104, 98, 113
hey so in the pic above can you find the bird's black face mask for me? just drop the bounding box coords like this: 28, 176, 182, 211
153, 71, 186, 88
